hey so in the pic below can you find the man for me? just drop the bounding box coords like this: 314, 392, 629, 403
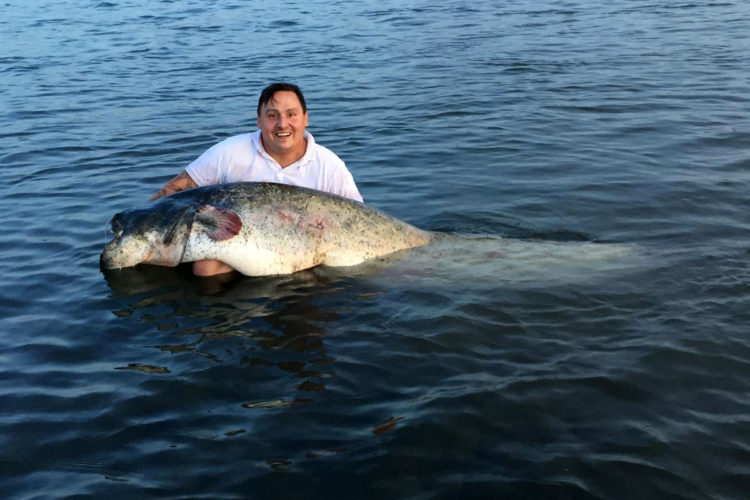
150, 82, 363, 277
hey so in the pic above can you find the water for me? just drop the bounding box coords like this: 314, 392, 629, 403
2, 0, 749, 498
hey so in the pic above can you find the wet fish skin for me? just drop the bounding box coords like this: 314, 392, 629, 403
101, 182, 433, 276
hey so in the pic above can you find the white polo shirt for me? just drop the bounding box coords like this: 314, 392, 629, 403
185, 130, 363, 202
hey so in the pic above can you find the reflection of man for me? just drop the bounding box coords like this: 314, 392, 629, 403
150, 82, 363, 277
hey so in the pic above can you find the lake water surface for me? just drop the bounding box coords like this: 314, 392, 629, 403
2, 1, 750, 498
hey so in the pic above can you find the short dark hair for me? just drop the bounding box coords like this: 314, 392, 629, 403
257, 83, 307, 116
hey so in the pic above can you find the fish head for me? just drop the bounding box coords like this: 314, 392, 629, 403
100, 200, 197, 270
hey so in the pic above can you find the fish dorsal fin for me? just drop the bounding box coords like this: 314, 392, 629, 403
194, 205, 242, 241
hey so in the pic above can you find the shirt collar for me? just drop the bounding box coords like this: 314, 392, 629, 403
253, 130, 315, 169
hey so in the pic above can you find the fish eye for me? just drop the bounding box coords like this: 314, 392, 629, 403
109, 215, 124, 237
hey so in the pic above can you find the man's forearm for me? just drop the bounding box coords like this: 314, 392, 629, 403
149, 171, 198, 201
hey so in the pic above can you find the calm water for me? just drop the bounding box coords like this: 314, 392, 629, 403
2, 1, 750, 498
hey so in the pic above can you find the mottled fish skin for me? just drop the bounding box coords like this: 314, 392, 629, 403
101, 182, 433, 276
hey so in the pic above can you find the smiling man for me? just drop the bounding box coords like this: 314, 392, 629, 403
150, 82, 363, 276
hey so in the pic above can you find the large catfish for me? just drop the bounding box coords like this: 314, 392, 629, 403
101, 182, 433, 276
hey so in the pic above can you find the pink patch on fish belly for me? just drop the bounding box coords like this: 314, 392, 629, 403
196, 205, 242, 241
309, 218, 325, 230
276, 210, 296, 223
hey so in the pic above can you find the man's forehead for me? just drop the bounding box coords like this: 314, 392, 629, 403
263, 91, 303, 111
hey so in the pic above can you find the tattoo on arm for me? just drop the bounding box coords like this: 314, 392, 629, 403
149, 171, 198, 201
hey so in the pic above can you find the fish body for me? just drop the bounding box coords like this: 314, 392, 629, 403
101, 182, 433, 276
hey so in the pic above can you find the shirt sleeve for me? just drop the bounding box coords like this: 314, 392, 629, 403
185, 141, 226, 186
313, 145, 364, 202
334, 169, 364, 202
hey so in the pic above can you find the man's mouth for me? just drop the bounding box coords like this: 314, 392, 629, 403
275, 131, 292, 138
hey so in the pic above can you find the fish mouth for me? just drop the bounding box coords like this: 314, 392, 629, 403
101, 214, 133, 270
99, 250, 114, 270
100, 230, 123, 270
99, 240, 118, 270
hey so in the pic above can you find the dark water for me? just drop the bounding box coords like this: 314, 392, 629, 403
3, 1, 750, 498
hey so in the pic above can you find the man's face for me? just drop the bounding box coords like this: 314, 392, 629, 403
257, 90, 309, 162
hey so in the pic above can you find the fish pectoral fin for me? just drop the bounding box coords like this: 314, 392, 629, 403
194, 205, 242, 241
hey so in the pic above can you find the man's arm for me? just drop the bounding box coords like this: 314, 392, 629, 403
149, 171, 199, 201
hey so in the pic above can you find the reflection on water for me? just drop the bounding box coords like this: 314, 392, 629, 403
97, 262, 421, 480
103, 264, 344, 369
99, 227, 648, 395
